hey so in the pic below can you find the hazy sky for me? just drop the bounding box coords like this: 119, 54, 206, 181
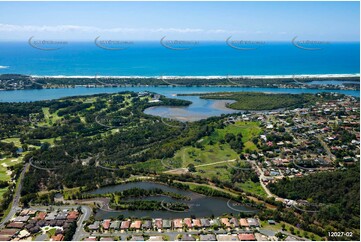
0, 1, 359, 41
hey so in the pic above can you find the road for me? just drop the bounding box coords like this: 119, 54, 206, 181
252, 161, 284, 202
91, 228, 249, 241
72, 205, 92, 241
316, 135, 336, 161
0, 163, 30, 228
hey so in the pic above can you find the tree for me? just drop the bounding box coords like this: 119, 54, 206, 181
188, 164, 196, 172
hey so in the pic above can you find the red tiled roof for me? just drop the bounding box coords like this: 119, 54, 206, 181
51, 234, 64, 241
6, 222, 24, 229
184, 218, 192, 228
120, 221, 131, 229
238, 233, 256, 241
67, 211, 79, 220
35, 212, 47, 220
102, 219, 111, 230
130, 220, 142, 229
239, 219, 249, 227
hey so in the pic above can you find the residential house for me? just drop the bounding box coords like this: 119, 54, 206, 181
130, 220, 142, 230
238, 233, 256, 241
183, 218, 192, 228
162, 220, 172, 229
120, 221, 131, 230
102, 219, 111, 230
109, 221, 121, 230
173, 219, 182, 229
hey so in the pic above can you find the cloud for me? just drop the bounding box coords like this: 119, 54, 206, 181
0, 23, 247, 35
0, 65, 9, 69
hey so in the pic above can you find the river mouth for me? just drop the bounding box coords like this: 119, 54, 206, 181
87, 181, 258, 219
144, 95, 237, 122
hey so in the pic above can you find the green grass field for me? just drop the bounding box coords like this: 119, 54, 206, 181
237, 180, 267, 198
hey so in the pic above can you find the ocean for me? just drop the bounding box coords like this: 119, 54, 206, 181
0, 41, 359, 76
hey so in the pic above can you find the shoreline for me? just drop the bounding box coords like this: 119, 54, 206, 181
30, 73, 360, 79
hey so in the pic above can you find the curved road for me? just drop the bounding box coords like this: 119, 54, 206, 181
0, 163, 30, 228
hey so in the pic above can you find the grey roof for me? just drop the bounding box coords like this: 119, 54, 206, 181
56, 211, 68, 220
247, 218, 259, 227
110, 221, 121, 229
14, 216, 30, 222
162, 219, 172, 228
200, 218, 211, 227
45, 212, 57, 220
230, 218, 239, 227
142, 220, 152, 229
88, 221, 100, 230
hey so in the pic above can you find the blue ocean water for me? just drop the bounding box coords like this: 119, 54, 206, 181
0, 41, 359, 76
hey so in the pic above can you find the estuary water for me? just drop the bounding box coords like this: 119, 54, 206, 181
0, 86, 359, 121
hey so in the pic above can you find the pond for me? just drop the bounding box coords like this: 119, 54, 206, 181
87, 181, 258, 219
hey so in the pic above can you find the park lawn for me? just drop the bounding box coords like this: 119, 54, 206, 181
1, 137, 21, 147
0, 168, 10, 181
128, 159, 166, 173
38, 107, 62, 126
193, 161, 235, 182
171, 143, 238, 168
180, 181, 239, 198
46, 228, 57, 237
0, 187, 7, 199
236, 180, 268, 198
60, 187, 82, 200
207, 121, 261, 153
0, 157, 23, 181
38, 138, 57, 146
260, 220, 323, 241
